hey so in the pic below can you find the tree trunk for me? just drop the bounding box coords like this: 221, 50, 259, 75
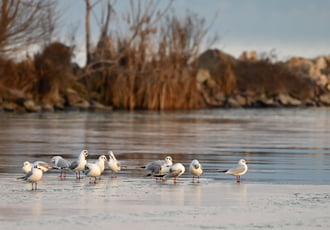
85, 0, 92, 64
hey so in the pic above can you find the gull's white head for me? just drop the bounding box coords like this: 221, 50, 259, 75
164, 156, 173, 164
22, 161, 32, 173
191, 159, 200, 165
99, 155, 108, 162
80, 150, 88, 158
239, 159, 247, 165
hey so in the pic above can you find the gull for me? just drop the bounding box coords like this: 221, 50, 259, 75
51, 156, 71, 178
22, 161, 52, 174
84, 155, 107, 184
163, 163, 185, 184
141, 156, 173, 179
219, 159, 248, 183
22, 161, 33, 174
69, 150, 88, 179
94, 155, 107, 179
189, 159, 203, 183
18, 165, 43, 190
108, 151, 121, 177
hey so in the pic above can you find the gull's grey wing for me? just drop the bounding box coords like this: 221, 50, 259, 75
158, 164, 170, 176
69, 160, 78, 170
227, 165, 246, 175
83, 164, 92, 175
57, 158, 71, 169
23, 170, 33, 180
150, 164, 162, 174
145, 160, 163, 170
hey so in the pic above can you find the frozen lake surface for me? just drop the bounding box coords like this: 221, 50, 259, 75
0, 108, 330, 229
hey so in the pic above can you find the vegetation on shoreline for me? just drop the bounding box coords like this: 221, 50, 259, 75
0, 0, 329, 112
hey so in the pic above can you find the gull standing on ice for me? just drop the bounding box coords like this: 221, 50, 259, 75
108, 151, 121, 177
84, 155, 107, 184
163, 163, 185, 184
18, 165, 43, 190
22, 161, 52, 174
142, 156, 173, 179
219, 159, 248, 183
189, 159, 203, 183
94, 155, 107, 179
69, 150, 88, 179
51, 156, 71, 178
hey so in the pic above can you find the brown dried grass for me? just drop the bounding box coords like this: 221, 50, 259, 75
92, 67, 205, 110
0, 56, 37, 98
210, 62, 237, 96
0, 42, 75, 104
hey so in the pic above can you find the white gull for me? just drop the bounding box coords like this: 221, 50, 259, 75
69, 150, 88, 179
108, 151, 121, 177
163, 163, 185, 184
189, 159, 203, 183
19, 165, 43, 190
219, 159, 248, 183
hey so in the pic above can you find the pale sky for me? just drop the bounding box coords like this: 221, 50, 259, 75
59, 0, 330, 66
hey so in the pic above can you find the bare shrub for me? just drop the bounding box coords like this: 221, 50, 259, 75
0, 56, 37, 98
34, 42, 74, 104
80, 0, 218, 110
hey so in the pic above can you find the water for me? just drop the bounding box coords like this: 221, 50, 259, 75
1, 108, 330, 230
0, 108, 330, 185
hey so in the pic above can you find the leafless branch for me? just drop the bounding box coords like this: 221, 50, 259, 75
0, 0, 59, 55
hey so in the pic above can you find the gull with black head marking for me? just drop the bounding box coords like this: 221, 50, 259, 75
219, 159, 248, 183
94, 155, 107, 179
69, 150, 88, 179
189, 159, 203, 183
84, 155, 107, 184
18, 165, 43, 190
